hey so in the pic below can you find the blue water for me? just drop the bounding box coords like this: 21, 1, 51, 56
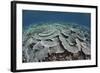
23, 10, 91, 30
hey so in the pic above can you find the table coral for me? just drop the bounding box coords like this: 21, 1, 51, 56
22, 23, 91, 63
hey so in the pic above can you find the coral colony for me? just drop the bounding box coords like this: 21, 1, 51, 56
22, 23, 91, 63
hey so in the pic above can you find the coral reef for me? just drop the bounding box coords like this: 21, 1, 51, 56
22, 23, 91, 63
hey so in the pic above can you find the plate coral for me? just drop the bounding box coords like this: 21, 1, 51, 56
22, 23, 91, 63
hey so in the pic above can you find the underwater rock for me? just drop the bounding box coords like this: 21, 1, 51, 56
22, 23, 91, 62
